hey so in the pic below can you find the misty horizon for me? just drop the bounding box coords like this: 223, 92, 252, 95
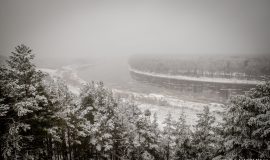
1, 0, 270, 61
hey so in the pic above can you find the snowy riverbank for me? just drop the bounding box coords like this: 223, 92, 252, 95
38, 67, 86, 95
129, 68, 263, 85
113, 89, 224, 126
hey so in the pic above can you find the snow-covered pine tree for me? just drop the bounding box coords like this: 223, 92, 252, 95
162, 112, 176, 160
131, 109, 151, 159
192, 106, 216, 160
221, 82, 270, 159
136, 109, 161, 160
148, 112, 163, 159
43, 77, 79, 160
174, 109, 193, 160
117, 100, 143, 159
109, 100, 133, 159
79, 82, 117, 158
151, 112, 159, 135
247, 82, 270, 158
0, 45, 49, 159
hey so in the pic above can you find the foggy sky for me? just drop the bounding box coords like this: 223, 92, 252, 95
0, 0, 270, 60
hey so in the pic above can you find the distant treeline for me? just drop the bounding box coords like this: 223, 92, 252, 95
0, 45, 270, 159
129, 54, 270, 80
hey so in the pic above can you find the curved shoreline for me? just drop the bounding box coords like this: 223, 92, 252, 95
129, 68, 264, 85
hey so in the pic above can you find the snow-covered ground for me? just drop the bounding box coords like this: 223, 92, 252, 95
129, 68, 263, 85
113, 89, 224, 126
39, 67, 86, 95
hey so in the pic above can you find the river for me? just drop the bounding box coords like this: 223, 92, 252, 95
63, 56, 258, 125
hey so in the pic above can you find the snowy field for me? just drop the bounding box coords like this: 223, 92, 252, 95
113, 89, 224, 126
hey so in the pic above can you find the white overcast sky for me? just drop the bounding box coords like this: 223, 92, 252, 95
0, 0, 270, 59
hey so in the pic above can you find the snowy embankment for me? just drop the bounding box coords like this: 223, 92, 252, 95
129, 68, 263, 85
113, 89, 224, 126
39, 67, 86, 95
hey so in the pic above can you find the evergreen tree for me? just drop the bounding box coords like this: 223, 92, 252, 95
149, 112, 163, 159
221, 82, 270, 159
174, 109, 193, 160
109, 100, 133, 159
0, 45, 49, 159
79, 82, 117, 158
161, 113, 176, 160
134, 109, 160, 160
43, 77, 78, 160
192, 106, 216, 160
